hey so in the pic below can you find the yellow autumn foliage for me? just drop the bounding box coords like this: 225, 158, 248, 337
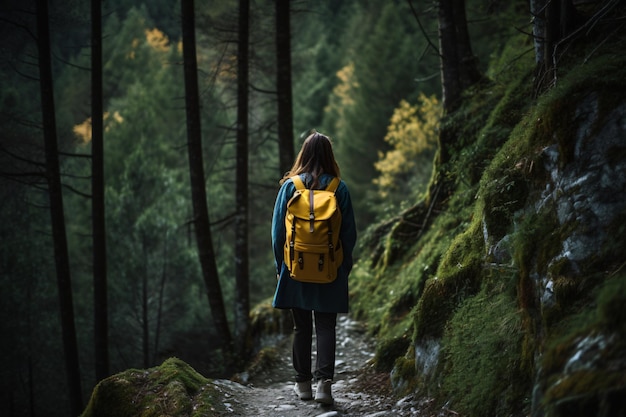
334, 62, 359, 107
73, 111, 124, 144
324, 62, 359, 135
374, 94, 441, 197
145, 28, 170, 52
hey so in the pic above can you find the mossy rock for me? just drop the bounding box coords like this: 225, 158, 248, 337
249, 299, 293, 339
374, 335, 411, 372
81, 357, 223, 417
541, 274, 626, 417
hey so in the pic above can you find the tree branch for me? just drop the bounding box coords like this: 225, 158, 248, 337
406, 0, 440, 58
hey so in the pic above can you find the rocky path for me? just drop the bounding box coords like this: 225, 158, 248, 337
212, 315, 439, 417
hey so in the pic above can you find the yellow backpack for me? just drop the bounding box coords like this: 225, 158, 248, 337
284, 175, 343, 283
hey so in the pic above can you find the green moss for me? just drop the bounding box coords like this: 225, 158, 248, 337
481, 171, 529, 242
438, 284, 529, 417
541, 274, 626, 415
413, 219, 484, 340
510, 206, 564, 310
374, 334, 411, 372
546, 370, 626, 402
597, 274, 626, 333
382, 203, 429, 266
245, 346, 281, 379
81, 358, 222, 417
390, 356, 417, 394
351, 208, 461, 341
600, 210, 626, 271
349, 263, 398, 335
487, 32, 535, 84
412, 68, 538, 347
249, 298, 293, 338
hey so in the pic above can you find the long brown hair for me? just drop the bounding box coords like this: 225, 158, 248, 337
280, 132, 341, 187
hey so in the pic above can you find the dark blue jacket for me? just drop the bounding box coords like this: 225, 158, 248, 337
271, 173, 357, 313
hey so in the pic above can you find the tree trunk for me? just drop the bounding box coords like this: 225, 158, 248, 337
91, 0, 109, 382
438, 0, 462, 114
235, 0, 251, 358
531, 0, 547, 65
452, 0, 481, 91
35, 0, 83, 413
436, 0, 482, 169
437, 0, 481, 115
544, 0, 560, 84
154, 241, 168, 362
181, 0, 233, 355
532, 0, 581, 94
276, 0, 295, 176
434, 0, 482, 200
142, 235, 150, 369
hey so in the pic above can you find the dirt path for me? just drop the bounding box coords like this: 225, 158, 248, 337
212, 315, 435, 417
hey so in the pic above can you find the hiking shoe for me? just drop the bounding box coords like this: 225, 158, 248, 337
293, 381, 313, 400
314, 379, 333, 404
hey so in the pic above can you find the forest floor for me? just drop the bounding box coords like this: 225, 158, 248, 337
212, 315, 455, 417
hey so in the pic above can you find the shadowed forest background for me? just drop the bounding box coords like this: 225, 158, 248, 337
2, 0, 625, 416
0, 1, 448, 414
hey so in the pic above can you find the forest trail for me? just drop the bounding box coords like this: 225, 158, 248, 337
212, 315, 444, 417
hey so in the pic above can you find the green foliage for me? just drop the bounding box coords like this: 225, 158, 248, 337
291, 1, 355, 132
56, 8, 224, 377
0, 182, 67, 412
322, 1, 430, 224
467, 0, 532, 77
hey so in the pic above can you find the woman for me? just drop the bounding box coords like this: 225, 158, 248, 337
271, 132, 357, 404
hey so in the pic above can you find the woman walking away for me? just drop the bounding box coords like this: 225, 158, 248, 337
271, 131, 357, 405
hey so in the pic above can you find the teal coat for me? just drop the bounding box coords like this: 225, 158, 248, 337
271, 173, 357, 313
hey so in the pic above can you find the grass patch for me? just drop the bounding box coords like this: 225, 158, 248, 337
439, 278, 529, 417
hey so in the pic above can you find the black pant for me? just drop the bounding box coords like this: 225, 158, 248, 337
291, 308, 337, 382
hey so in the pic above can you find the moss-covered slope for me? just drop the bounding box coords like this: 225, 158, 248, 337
351, 9, 626, 417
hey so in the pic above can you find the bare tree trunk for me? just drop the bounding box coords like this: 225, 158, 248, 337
234, 0, 251, 358
438, 0, 462, 114
142, 236, 150, 368
433, 0, 482, 202
437, 0, 480, 115
532, 0, 582, 94
530, 0, 547, 66
452, 0, 481, 91
181, 0, 233, 356
27, 283, 35, 417
543, 0, 560, 86
91, 0, 109, 382
35, 0, 83, 413
154, 240, 168, 362
276, 0, 294, 176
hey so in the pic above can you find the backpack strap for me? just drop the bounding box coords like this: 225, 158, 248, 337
290, 175, 306, 191
326, 177, 340, 193
290, 175, 340, 192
